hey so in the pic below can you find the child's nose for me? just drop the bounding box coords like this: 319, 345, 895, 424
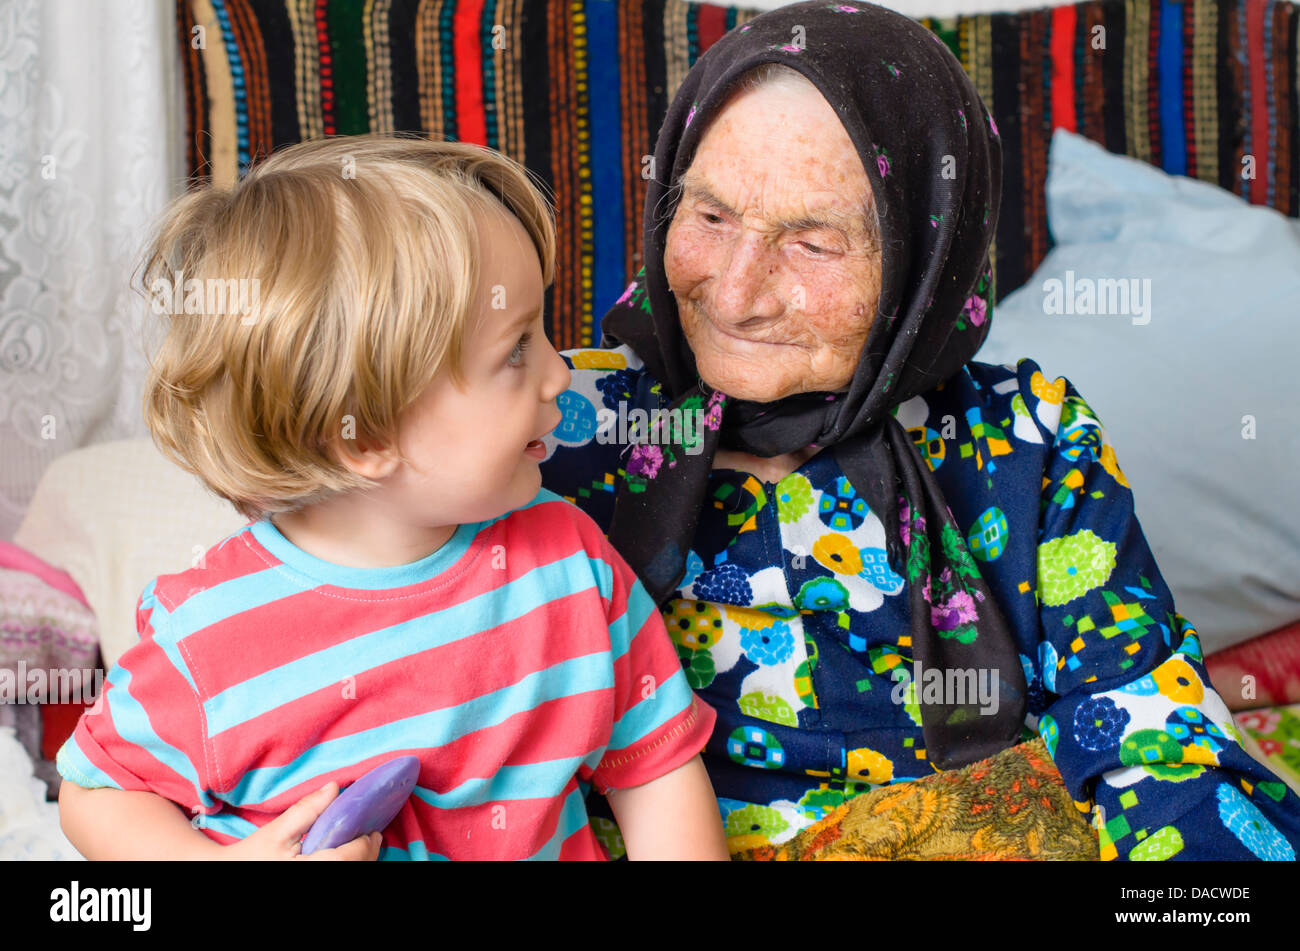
542, 337, 571, 399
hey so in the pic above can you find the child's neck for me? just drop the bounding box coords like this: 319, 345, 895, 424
269, 493, 458, 571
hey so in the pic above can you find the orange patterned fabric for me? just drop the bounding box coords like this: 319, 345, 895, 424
733, 738, 1099, 861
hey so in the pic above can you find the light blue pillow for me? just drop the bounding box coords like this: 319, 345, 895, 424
975, 128, 1300, 655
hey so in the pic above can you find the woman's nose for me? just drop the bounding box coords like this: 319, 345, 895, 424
711, 233, 784, 325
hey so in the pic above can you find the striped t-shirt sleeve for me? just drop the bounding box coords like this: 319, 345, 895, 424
55, 580, 217, 817
588, 536, 716, 794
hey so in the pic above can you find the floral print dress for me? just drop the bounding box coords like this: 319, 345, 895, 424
539, 343, 1300, 861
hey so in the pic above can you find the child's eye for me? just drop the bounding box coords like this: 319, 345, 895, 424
508, 332, 532, 368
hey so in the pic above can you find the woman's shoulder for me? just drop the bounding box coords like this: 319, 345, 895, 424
893, 353, 1129, 523
965, 354, 1118, 451
882, 355, 1086, 530
896, 354, 1079, 451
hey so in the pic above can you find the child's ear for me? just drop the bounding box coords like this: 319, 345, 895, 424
329, 431, 401, 481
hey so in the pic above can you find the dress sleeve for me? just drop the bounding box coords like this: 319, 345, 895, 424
55, 581, 218, 817
585, 534, 717, 795
1026, 365, 1300, 860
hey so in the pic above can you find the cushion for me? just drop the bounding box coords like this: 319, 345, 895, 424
1232, 704, 1300, 797
13, 439, 249, 669
975, 128, 1300, 655
1205, 621, 1300, 710
0, 568, 99, 678
0, 541, 89, 606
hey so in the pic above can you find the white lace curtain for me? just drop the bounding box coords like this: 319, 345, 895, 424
0, 0, 185, 540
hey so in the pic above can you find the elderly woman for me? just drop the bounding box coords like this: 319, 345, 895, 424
539, 1, 1300, 860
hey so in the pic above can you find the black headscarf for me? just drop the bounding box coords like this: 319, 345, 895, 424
599, 0, 1025, 770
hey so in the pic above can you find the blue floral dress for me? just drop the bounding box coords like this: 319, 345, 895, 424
539, 343, 1300, 861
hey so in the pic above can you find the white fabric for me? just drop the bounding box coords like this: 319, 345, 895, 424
0, 0, 186, 542
0, 726, 82, 860
13, 438, 249, 669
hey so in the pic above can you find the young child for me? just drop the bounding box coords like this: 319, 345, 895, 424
56, 134, 729, 861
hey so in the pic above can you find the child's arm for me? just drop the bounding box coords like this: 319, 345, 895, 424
60, 780, 225, 860
59, 780, 380, 860
605, 754, 730, 860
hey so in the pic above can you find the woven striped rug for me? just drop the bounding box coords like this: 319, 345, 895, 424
177, 0, 1300, 351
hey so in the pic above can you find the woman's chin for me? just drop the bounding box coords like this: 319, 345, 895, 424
697, 366, 793, 403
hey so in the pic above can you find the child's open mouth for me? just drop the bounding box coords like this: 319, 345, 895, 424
524, 439, 546, 459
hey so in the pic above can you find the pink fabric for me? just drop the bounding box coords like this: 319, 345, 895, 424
1205, 620, 1300, 710
0, 541, 88, 607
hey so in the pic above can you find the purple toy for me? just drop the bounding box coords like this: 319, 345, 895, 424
301, 756, 420, 856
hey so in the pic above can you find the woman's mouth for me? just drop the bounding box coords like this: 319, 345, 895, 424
714, 323, 773, 346
707, 317, 788, 350
687, 298, 789, 349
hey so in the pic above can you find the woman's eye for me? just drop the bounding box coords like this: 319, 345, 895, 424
508, 332, 532, 367
700, 211, 724, 225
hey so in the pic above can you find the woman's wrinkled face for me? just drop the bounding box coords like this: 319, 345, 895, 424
664, 79, 882, 403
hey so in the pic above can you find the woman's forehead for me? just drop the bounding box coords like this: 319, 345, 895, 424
680, 86, 873, 238
691, 82, 866, 180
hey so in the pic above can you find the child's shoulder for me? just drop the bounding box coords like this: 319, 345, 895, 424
492, 488, 633, 575
144, 522, 262, 620
489, 490, 637, 603
494, 487, 608, 547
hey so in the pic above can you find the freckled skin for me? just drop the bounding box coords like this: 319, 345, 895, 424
663, 79, 883, 481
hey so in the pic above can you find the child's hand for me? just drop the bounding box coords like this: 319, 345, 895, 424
222, 782, 382, 861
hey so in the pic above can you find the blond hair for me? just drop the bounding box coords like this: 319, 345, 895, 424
140, 133, 555, 521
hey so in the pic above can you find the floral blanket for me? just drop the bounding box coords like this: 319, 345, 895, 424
1233, 705, 1300, 796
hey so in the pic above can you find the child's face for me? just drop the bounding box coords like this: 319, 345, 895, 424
381, 206, 571, 526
